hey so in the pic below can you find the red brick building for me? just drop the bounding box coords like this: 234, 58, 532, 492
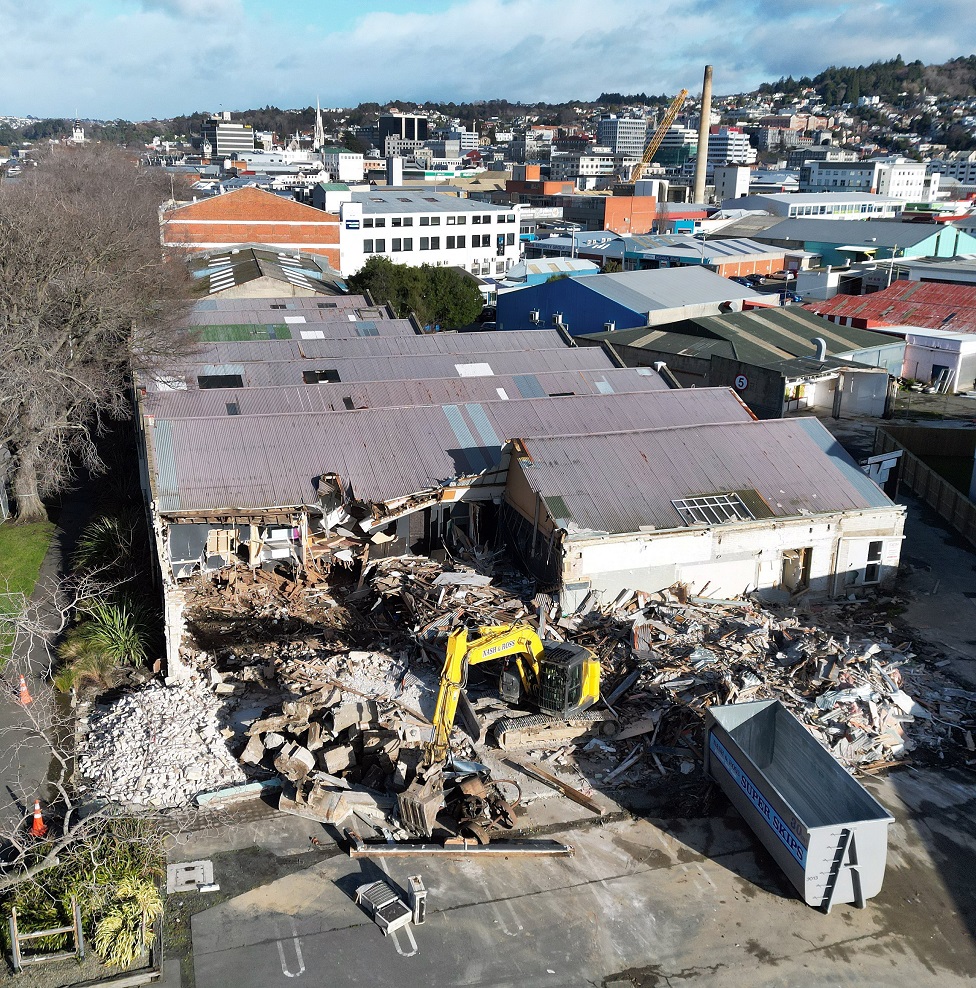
160, 187, 341, 268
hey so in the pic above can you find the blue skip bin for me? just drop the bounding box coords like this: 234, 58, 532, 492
704, 699, 894, 911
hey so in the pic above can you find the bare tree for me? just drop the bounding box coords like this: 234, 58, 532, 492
0, 143, 195, 521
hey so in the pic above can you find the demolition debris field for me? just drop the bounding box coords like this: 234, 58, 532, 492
76, 546, 976, 828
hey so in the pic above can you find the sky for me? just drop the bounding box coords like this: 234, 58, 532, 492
3, 0, 976, 121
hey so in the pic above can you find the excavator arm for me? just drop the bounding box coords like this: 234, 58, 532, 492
426, 625, 546, 765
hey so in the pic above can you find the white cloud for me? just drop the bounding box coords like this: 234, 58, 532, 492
1, 0, 975, 119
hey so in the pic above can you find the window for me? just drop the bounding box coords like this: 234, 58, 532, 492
671, 493, 754, 526
430, 216, 440, 226
342, 397, 355, 410
303, 369, 341, 384
482, 214, 491, 223
392, 217, 402, 227
403, 237, 413, 251
472, 215, 481, 224
316, 302, 338, 308
225, 402, 240, 415
430, 237, 440, 249
864, 540, 884, 583
198, 374, 244, 389
447, 235, 456, 249
392, 238, 402, 252
507, 213, 516, 223
420, 236, 430, 250
374, 218, 386, 228
456, 235, 466, 248
403, 217, 413, 226
270, 303, 286, 310
363, 218, 374, 228
447, 216, 456, 225
420, 217, 430, 226
456, 216, 466, 225
364, 239, 374, 253
506, 233, 515, 246
375, 238, 386, 252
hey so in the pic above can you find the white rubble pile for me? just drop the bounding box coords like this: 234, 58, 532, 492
78, 680, 247, 808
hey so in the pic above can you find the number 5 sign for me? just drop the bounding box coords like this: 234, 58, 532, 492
734, 374, 749, 390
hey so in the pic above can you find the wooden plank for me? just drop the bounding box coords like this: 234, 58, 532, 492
504, 756, 604, 815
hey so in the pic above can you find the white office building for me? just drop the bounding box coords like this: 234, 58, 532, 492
321, 147, 365, 183
318, 189, 522, 278
706, 127, 757, 166
800, 157, 937, 202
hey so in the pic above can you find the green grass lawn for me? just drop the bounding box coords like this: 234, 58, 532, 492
0, 520, 55, 660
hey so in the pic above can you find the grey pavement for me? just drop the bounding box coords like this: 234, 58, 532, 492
184, 767, 976, 988
0, 485, 94, 838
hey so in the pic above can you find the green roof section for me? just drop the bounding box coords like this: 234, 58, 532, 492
584, 306, 897, 366
196, 324, 292, 342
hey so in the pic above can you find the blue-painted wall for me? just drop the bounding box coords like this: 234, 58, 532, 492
496, 279, 647, 336
801, 227, 976, 267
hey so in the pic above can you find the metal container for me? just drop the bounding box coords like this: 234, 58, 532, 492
705, 699, 894, 911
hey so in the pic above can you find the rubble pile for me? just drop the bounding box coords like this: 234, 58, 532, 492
165, 551, 975, 831
77, 681, 247, 808
332, 559, 975, 780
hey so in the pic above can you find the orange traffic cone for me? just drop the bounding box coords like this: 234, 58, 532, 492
17, 675, 32, 706
31, 800, 47, 838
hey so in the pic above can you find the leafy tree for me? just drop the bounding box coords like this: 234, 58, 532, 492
348, 256, 483, 328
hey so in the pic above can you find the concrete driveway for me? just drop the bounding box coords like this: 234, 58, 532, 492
188, 767, 976, 988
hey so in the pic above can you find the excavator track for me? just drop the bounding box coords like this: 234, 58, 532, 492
492, 709, 616, 750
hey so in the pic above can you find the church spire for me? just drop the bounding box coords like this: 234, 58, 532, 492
314, 97, 325, 151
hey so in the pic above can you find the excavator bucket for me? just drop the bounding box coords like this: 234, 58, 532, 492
397, 768, 444, 838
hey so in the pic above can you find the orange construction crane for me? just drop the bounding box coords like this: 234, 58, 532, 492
630, 88, 688, 184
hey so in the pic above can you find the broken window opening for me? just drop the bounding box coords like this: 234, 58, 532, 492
303, 369, 341, 384
198, 374, 244, 389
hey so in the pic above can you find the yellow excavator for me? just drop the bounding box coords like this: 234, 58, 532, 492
397, 624, 605, 836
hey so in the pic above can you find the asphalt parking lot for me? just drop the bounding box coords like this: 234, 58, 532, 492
157, 760, 976, 988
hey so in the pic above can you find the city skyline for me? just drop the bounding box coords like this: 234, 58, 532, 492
2, 0, 976, 121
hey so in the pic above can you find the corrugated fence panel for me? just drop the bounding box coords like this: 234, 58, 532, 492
877, 429, 976, 549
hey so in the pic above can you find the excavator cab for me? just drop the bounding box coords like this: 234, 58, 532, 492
501, 641, 599, 717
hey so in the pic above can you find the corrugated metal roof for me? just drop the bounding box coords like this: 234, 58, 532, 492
180, 329, 571, 367
579, 267, 766, 312
583, 308, 899, 365
758, 218, 939, 248
351, 191, 514, 215
515, 417, 892, 536
147, 388, 752, 512
142, 367, 668, 420
166, 348, 619, 389
192, 295, 367, 313
807, 279, 976, 332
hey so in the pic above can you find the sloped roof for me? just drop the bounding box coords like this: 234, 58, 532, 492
146, 388, 753, 512
583, 307, 898, 364
576, 267, 765, 312
757, 218, 942, 248
515, 417, 893, 537
806, 279, 976, 332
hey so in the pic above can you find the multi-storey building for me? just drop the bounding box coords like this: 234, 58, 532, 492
200, 112, 255, 159
706, 126, 757, 166
379, 113, 429, 156
800, 157, 937, 202
320, 189, 522, 278
596, 115, 649, 159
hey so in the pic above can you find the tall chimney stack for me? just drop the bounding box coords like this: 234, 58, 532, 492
692, 64, 713, 204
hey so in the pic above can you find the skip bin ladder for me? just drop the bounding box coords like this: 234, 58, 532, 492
820, 829, 865, 913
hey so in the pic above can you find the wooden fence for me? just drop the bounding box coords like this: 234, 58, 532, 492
875, 429, 976, 547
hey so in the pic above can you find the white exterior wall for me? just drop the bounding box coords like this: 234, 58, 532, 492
322, 151, 365, 182
902, 331, 976, 389
338, 201, 522, 278
561, 508, 904, 603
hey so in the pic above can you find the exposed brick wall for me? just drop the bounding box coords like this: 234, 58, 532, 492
161, 186, 340, 267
